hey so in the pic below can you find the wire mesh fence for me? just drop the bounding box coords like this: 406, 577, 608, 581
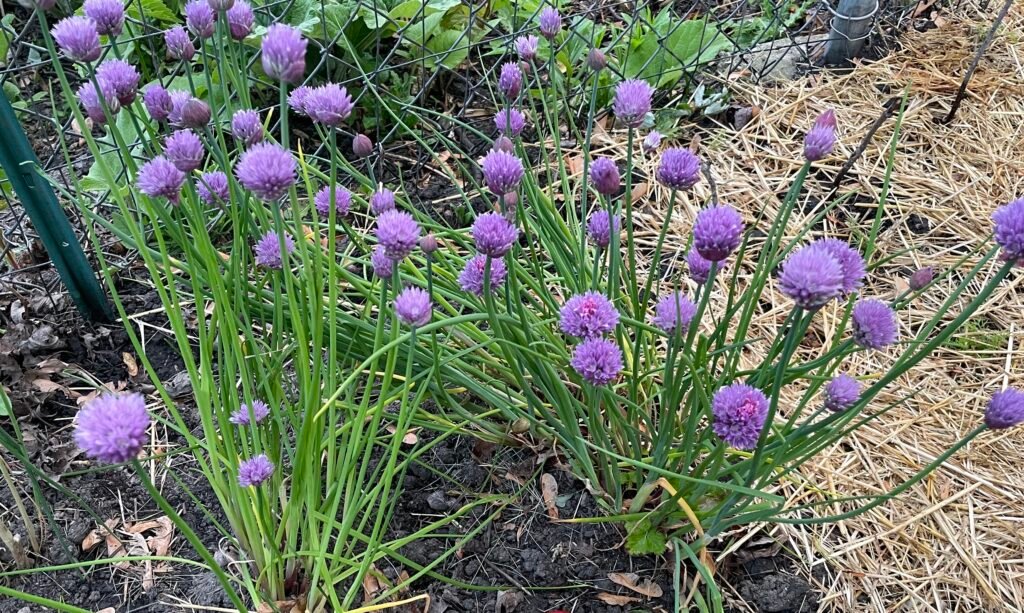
0, 0, 921, 311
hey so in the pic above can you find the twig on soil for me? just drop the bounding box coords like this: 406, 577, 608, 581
941, 0, 1015, 123
831, 96, 901, 189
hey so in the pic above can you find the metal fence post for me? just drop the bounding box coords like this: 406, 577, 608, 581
824, 0, 879, 65
0, 93, 112, 322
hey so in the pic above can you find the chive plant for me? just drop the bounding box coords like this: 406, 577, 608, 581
13, 0, 1023, 611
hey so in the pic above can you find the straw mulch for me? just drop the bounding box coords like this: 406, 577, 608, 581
599, 1, 1024, 610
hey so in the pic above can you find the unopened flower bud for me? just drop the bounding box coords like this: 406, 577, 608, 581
420, 233, 438, 256
180, 98, 211, 128
353, 133, 373, 157
503, 192, 518, 209
586, 48, 606, 71
511, 417, 530, 434
909, 267, 934, 291
493, 136, 514, 153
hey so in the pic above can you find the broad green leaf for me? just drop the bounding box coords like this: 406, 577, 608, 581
128, 0, 178, 24
0, 14, 15, 66
425, 28, 469, 69
625, 519, 668, 555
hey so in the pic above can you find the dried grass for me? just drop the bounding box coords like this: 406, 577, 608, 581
602, 1, 1024, 609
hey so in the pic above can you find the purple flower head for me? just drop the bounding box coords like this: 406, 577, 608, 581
395, 286, 432, 328
371, 246, 393, 278
167, 90, 191, 126
353, 134, 373, 157
481, 150, 524, 196
589, 158, 620, 196
814, 238, 866, 295
376, 210, 421, 261
693, 205, 743, 262
288, 86, 312, 115
231, 109, 264, 147
657, 148, 701, 190
587, 210, 620, 249
652, 291, 697, 333
498, 62, 522, 100
236, 143, 296, 201
196, 171, 229, 205
494, 108, 526, 136
83, 0, 124, 36
315, 185, 351, 218
52, 16, 101, 63
262, 24, 307, 84
516, 35, 539, 61
985, 388, 1024, 429
570, 338, 623, 386
493, 136, 515, 154
851, 299, 899, 349
137, 156, 185, 203
164, 129, 205, 173
824, 373, 860, 413
226, 0, 254, 39
304, 83, 354, 127
185, 0, 216, 39
560, 292, 619, 339
687, 247, 712, 284
712, 384, 768, 450
642, 131, 662, 154
613, 79, 654, 129
804, 109, 837, 162
74, 393, 149, 463
253, 230, 296, 269
909, 266, 934, 291
180, 98, 211, 129
230, 399, 270, 426
778, 243, 843, 310
238, 454, 274, 487
993, 197, 1024, 266
165, 26, 195, 61
77, 80, 119, 124
538, 6, 561, 40
587, 48, 607, 71
472, 212, 518, 257
369, 188, 396, 215
459, 255, 507, 296
143, 85, 173, 122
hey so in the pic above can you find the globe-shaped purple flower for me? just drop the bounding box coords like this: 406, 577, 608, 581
52, 16, 101, 62
164, 129, 205, 173
459, 255, 507, 296
643, 131, 662, 154
851, 299, 899, 349
230, 109, 263, 148
227, 0, 254, 39
74, 393, 150, 463
370, 188, 396, 215
143, 85, 173, 122
984, 388, 1024, 429
481, 150, 524, 196
559, 292, 619, 339
814, 238, 866, 295
262, 24, 307, 83
587, 210, 620, 249
693, 205, 743, 262
652, 291, 698, 333
687, 246, 712, 284
371, 246, 393, 278
823, 373, 860, 412
315, 185, 351, 218
613, 79, 653, 129
472, 212, 519, 257
570, 338, 623, 386
83, 0, 124, 36
165, 25, 195, 62
197, 171, 229, 205
498, 62, 522, 100
516, 35, 539, 61
230, 399, 270, 426
77, 81, 119, 124
238, 454, 274, 487
538, 6, 561, 40
589, 158, 620, 196
184, 0, 216, 39
288, 86, 312, 115
376, 210, 421, 261
804, 109, 837, 162
137, 156, 185, 203
494, 109, 526, 136
304, 83, 354, 127
778, 243, 843, 309
657, 148, 701, 190
235, 143, 296, 201
993, 197, 1024, 266
254, 230, 296, 269
712, 384, 768, 450
395, 286, 432, 328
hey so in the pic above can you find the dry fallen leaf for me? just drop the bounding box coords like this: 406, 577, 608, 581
596, 592, 640, 605
630, 182, 649, 205
540, 473, 559, 520
608, 572, 664, 598
122, 352, 139, 377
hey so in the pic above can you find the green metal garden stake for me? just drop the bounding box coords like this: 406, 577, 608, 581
0, 92, 111, 322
